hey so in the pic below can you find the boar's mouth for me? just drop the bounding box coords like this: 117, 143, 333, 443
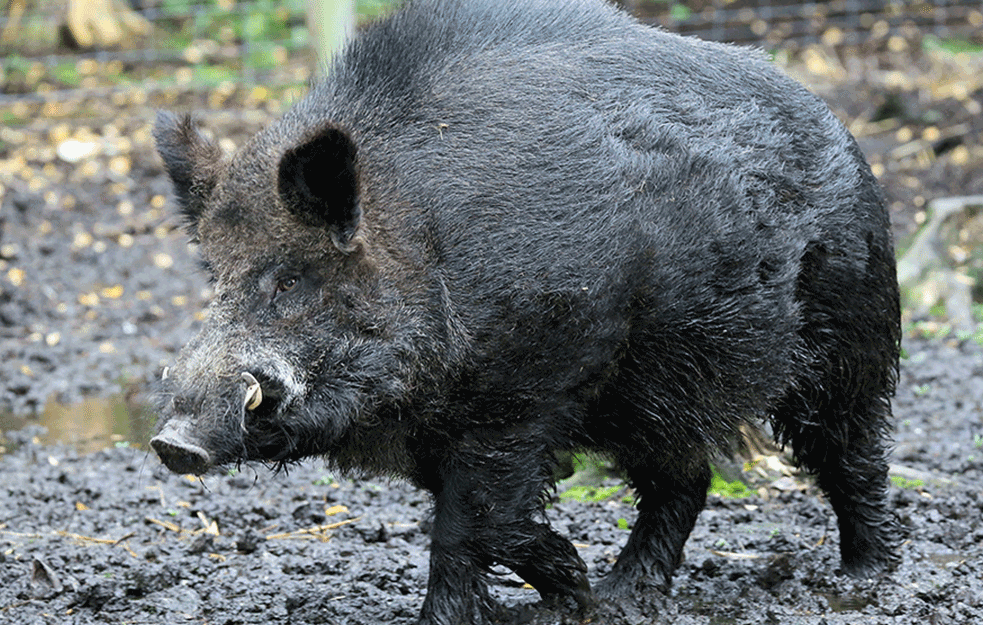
152, 370, 308, 475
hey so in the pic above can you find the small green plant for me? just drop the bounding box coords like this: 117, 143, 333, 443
190, 65, 241, 85
555, 451, 618, 485
0, 111, 28, 128
114, 440, 131, 449
707, 466, 750, 498
313, 474, 335, 486
890, 475, 924, 490
3, 54, 32, 77
969, 323, 983, 348
928, 302, 948, 319
617, 518, 630, 531
567, 452, 613, 474
973, 433, 983, 449
923, 35, 983, 56
669, 4, 693, 21
954, 320, 983, 346
906, 320, 953, 341
50, 61, 85, 88
912, 384, 931, 397
559, 485, 622, 503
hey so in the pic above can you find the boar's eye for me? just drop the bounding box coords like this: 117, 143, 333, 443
275, 276, 298, 295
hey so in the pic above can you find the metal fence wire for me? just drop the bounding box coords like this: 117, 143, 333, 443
629, 0, 983, 48
0, 0, 982, 104
1, 0, 316, 100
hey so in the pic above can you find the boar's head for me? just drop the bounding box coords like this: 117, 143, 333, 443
149, 111, 434, 477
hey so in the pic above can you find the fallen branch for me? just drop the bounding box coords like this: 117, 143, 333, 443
145, 516, 183, 533
266, 517, 361, 542
709, 550, 762, 560
922, 194, 983, 216
888, 124, 971, 161
54, 530, 135, 546
897, 194, 983, 328
0, 530, 44, 540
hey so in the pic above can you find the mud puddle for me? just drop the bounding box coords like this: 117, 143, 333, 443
0, 394, 155, 455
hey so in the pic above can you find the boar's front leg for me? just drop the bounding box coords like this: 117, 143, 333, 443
418, 544, 499, 625
414, 433, 593, 624
596, 460, 712, 599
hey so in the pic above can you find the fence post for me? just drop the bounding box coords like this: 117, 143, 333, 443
307, 0, 355, 76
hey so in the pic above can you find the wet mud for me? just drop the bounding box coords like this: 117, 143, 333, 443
2, 336, 983, 624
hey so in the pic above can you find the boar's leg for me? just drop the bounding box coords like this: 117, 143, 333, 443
596, 461, 711, 599
821, 426, 899, 578
417, 543, 500, 625
773, 236, 901, 577
415, 438, 592, 624
509, 523, 592, 609
773, 393, 900, 577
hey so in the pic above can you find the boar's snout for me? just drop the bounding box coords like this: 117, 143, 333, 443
151, 419, 212, 475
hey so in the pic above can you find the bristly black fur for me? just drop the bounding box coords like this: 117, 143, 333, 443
152, 111, 223, 239
151, 1, 902, 623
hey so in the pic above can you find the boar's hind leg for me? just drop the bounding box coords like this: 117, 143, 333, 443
773, 391, 900, 577
774, 236, 901, 577
416, 443, 592, 624
597, 461, 712, 598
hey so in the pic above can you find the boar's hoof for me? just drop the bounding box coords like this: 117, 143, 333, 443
151, 421, 211, 475
241, 372, 263, 411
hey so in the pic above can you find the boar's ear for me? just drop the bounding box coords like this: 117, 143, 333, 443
277, 125, 361, 253
153, 111, 223, 236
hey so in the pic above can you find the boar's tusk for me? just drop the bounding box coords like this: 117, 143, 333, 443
241, 372, 263, 411
161, 366, 169, 381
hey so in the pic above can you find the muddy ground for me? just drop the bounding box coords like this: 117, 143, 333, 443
1, 334, 983, 625
2, 38, 983, 625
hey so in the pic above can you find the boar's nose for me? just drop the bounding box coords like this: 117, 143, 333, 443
151, 420, 212, 475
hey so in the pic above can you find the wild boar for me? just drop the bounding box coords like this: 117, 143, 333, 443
151, 1, 901, 622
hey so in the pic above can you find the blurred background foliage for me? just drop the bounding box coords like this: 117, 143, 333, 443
1, 1, 981, 98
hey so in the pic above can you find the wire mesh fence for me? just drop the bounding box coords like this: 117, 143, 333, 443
1, 0, 981, 107
628, 0, 983, 49
1, 0, 316, 104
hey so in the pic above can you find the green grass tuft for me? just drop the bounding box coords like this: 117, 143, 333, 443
559, 485, 622, 503
708, 466, 751, 498
890, 475, 925, 490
